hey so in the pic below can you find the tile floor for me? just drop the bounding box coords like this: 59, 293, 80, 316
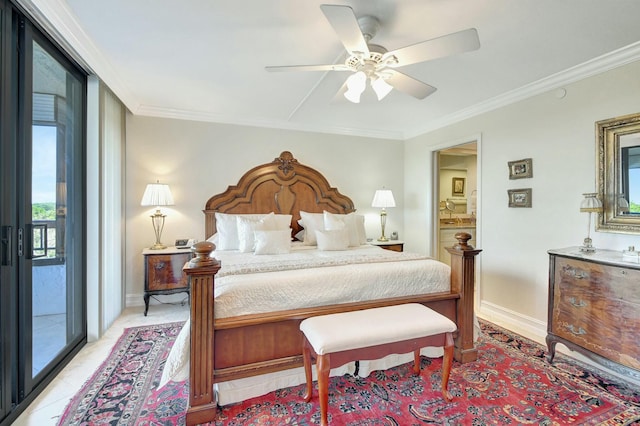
13, 303, 189, 426
32, 314, 67, 376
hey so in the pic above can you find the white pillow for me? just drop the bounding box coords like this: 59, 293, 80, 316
299, 211, 325, 246
273, 214, 293, 230
254, 229, 292, 255
206, 233, 219, 245
215, 213, 265, 250
315, 229, 350, 251
323, 211, 361, 247
355, 214, 367, 244
237, 213, 277, 253
214, 212, 241, 250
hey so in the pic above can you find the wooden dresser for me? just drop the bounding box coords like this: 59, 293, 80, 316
547, 247, 640, 381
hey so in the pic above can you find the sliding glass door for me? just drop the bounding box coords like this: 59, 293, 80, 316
0, 3, 86, 424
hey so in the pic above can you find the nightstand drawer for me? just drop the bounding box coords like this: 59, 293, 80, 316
142, 247, 193, 316
147, 253, 191, 290
370, 241, 404, 252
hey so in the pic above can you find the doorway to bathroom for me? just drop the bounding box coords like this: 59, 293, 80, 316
435, 141, 478, 266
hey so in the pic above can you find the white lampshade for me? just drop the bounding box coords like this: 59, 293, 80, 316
372, 189, 396, 208
141, 182, 174, 207
579, 193, 602, 213
371, 77, 393, 100
141, 181, 174, 250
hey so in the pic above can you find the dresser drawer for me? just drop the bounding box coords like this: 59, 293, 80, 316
555, 257, 640, 304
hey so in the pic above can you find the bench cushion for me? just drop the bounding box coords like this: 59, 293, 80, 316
299, 303, 457, 355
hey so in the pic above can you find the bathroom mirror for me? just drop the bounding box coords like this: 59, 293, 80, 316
596, 112, 640, 234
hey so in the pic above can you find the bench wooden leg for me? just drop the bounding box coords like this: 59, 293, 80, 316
317, 353, 331, 426
413, 349, 420, 374
302, 339, 313, 402
442, 332, 454, 402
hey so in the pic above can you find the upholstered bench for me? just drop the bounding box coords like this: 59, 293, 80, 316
300, 303, 456, 426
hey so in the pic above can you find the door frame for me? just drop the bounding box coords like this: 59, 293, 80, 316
0, 4, 87, 424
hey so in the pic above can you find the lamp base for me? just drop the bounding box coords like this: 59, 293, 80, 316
580, 237, 596, 253
150, 243, 167, 250
377, 236, 389, 242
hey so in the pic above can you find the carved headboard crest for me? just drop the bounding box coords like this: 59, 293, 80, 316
275, 151, 298, 175
203, 151, 355, 239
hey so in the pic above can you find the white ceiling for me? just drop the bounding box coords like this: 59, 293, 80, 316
29, 0, 640, 140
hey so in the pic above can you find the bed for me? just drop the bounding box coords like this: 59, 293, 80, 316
183, 151, 481, 425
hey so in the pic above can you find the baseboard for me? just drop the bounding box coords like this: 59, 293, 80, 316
477, 300, 547, 345
126, 292, 188, 308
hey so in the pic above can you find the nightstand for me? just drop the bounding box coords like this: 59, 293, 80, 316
142, 246, 193, 316
370, 240, 404, 252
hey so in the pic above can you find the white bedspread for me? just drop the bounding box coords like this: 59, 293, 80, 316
159, 244, 452, 404
213, 243, 451, 318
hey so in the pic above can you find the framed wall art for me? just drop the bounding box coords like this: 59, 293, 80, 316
508, 188, 532, 208
508, 158, 533, 179
452, 177, 465, 196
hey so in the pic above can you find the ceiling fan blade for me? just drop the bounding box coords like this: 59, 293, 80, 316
383, 28, 480, 67
385, 69, 437, 99
320, 4, 370, 56
265, 64, 351, 72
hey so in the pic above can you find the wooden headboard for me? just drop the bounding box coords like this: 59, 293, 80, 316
204, 151, 356, 239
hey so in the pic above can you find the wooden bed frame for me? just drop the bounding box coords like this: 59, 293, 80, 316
183, 151, 481, 425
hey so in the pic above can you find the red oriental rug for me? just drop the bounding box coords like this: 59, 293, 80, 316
59, 320, 640, 425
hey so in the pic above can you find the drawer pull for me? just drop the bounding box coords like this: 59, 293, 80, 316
567, 297, 587, 307
155, 261, 166, 270
563, 266, 588, 279
566, 325, 586, 336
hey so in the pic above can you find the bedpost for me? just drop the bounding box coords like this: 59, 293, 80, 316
446, 232, 481, 363
183, 242, 221, 426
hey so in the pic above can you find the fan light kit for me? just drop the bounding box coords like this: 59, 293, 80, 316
266, 4, 480, 103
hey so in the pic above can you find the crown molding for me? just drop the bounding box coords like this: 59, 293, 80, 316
404, 41, 640, 140
20, 0, 139, 110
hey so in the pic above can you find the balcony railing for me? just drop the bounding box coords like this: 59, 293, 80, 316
32, 219, 64, 265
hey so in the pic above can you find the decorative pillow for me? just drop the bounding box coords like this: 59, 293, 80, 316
355, 214, 367, 244
273, 214, 293, 230
237, 213, 277, 252
294, 229, 305, 241
215, 212, 265, 250
323, 211, 361, 247
214, 212, 241, 250
254, 229, 292, 255
206, 233, 219, 246
299, 211, 325, 246
315, 228, 349, 251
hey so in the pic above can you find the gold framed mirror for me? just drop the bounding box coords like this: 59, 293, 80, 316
596, 112, 640, 234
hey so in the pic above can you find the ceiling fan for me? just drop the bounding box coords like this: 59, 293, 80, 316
266, 4, 480, 103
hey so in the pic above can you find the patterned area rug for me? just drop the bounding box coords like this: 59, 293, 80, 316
59, 320, 640, 425
58, 322, 186, 425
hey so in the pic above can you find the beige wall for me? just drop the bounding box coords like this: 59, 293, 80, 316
124, 118, 403, 306
405, 59, 640, 341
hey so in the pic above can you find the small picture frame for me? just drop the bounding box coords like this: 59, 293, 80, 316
508, 188, 532, 208
508, 158, 533, 179
452, 177, 465, 196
